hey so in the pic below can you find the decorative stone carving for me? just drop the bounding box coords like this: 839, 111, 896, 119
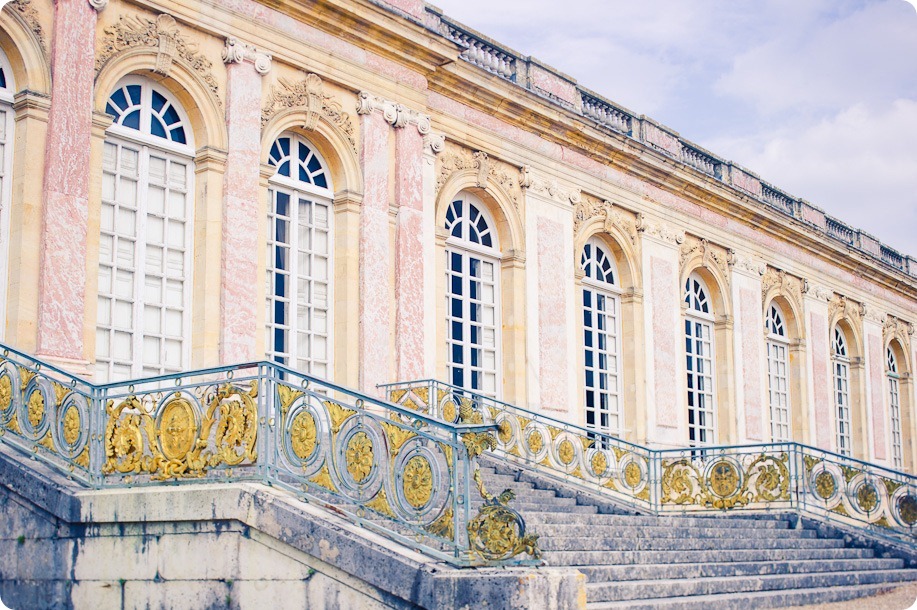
884, 315, 915, 343
261, 73, 356, 154
802, 280, 832, 302
679, 236, 730, 280
96, 13, 221, 109
519, 166, 581, 205
87, 0, 108, 11
8, 1, 46, 54
422, 133, 445, 156
728, 251, 766, 277
828, 294, 863, 324
861, 304, 887, 325
435, 144, 522, 207
635, 213, 685, 245
222, 37, 272, 75
573, 195, 636, 244
355, 91, 431, 135
761, 267, 804, 307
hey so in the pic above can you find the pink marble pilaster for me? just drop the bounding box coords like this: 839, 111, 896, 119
220, 60, 264, 363
809, 312, 831, 448
359, 111, 392, 394
537, 218, 567, 412
868, 332, 887, 460
36, 0, 98, 360
740, 287, 764, 441
650, 256, 678, 428
394, 126, 424, 380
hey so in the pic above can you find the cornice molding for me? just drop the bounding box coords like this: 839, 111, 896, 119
222, 37, 272, 75
355, 91, 431, 135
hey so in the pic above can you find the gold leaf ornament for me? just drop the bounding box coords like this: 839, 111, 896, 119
290, 410, 318, 460
345, 431, 374, 484
403, 455, 434, 509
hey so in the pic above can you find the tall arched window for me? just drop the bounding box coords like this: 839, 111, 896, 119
581, 238, 621, 438
445, 192, 500, 397
96, 77, 194, 382
766, 303, 791, 442
265, 134, 333, 378
887, 347, 903, 469
685, 274, 715, 446
832, 327, 852, 456
0, 49, 15, 341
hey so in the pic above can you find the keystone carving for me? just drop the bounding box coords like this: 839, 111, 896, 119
635, 213, 684, 246
828, 294, 864, 324
261, 73, 356, 154
861, 304, 887, 325
680, 236, 730, 282
222, 37, 272, 75
761, 267, 803, 308
519, 166, 581, 205
884, 315, 915, 343
356, 91, 431, 135
573, 195, 636, 244
435, 144, 522, 208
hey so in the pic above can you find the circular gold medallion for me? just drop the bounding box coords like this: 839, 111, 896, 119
290, 410, 317, 460
62, 405, 81, 446
527, 430, 544, 454
403, 455, 433, 509
624, 461, 642, 488
158, 399, 197, 460
709, 461, 740, 498
0, 375, 12, 411
856, 483, 878, 513
27, 389, 44, 428
557, 439, 575, 465
346, 431, 374, 484
591, 452, 608, 477
814, 471, 837, 500
897, 494, 917, 525
442, 400, 457, 423
497, 420, 512, 444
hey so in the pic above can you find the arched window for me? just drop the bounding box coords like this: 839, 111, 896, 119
887, 347, 902, 469
445, 193, 500, 397
832, 327, 851, 456
581, 238, 621, 438
265, 134, 333, 378
0, 49, 15, 341
96, 77, 194, 382
766, 303, 791, 442
684, 274, 715, 446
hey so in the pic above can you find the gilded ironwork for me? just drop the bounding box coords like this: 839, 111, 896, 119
158, 398, 197, 460
443, 399, 457, 422
365, 488, 395, 517
325, 400, 355, 434
345, 431, 374, 484
380, 421, 416, 457
290, 410, 317, 460
709, 461, 740, 498
557, 439, 575, 465
62, 406, 81, 446
403, 455, 434, 509
856, 483, 879, 513
0, 375, 11, 412
467, 490, 541, 561
815, 471, 837, 500
897, 494, 917, 525
591, 452, 608, 477
624, 462, 642, 488
426, 507, 455, 540
26, 388, 44, 428
527, 430, 544, 454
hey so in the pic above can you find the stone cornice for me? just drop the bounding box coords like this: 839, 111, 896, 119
356, 91, 431, 135
222, 37, 272, 75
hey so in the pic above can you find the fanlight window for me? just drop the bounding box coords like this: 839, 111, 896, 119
766, 303, 790, 443
684, 273, 715, 447
268, 136, 329, 188
265, 134, 333, 378
581, 241, 616, 285
106, 81, 188, 145
832, 327, 851, 456
445, 198, 494, 248
684, 276, 710, 314
833, 327, 848, 359
887, 347, 903, 469
766, 304, 786, 337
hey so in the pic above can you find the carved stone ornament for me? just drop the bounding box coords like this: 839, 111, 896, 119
261, 73, 356, 154
8, 1, 46, 54
861, 304, 887, 325
422, 133, 445, 156
519, 166, 581, 205
87, 0, 108, 11
435, 144, 522, 208
573, 195, 636, 244
828, 294, 864, 324
802, 280, 832, 302
680, 236, 730, 281
355, 91, 431, 135
728, 251, 766, 277
95, 13, 221, 110
761, 267, 804, 307
635, 213, 685, 245
884, 315, 915, 343
222, 37, 272, 75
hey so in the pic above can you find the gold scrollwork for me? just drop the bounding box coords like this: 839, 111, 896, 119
403, 455, 434, 509
426, 507, 454, 540
290, 410, 317, 461
380, 421, 416, 457
815, 471, 837, 500
345, 431, 374, 484
0, 374, 12, 411
557, 440, 575, 465
277, 384, 303, 416
62, 405, 81, 446
624, 461, 642, 488
467, 491, 541, 561
27, 388, 44, 428
748, 454, 790, 502
661, 460, 699, 505
365, 488, 395, 517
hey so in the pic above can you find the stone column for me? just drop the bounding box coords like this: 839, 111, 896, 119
219, 39, 271, 364
637, 215, 685, 448
35, 0, 104, 369
802, 282, 832, 449
729, 253, 767, 443
863, 307, 887, 463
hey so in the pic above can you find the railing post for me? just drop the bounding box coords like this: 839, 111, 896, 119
90, 384, 103, 488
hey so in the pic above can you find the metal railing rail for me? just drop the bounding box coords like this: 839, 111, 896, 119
382, 379, 917, 545
0, 344, 540, 567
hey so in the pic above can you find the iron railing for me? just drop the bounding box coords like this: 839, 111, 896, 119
0, 344, 540, 567
383, 380, 917, 545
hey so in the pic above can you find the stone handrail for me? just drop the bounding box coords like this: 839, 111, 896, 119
0, 344, 541, 567
422, 6, 915, 278
383, 379, 917, 546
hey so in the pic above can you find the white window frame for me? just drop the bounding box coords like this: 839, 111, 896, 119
265, 133, 334, 378
96, 77, 194, 382
766, 303, 791, 443
684, 273, 716, 447
887, 347, 903, 470
832, 326, 852, 456
0, 49, 15, 342
581, 237, 622, 439
444, 192, 502, 399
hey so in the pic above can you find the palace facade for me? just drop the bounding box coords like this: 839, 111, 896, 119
0, 0, 915, 470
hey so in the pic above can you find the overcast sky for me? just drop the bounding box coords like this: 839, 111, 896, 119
431, 0, 917, 257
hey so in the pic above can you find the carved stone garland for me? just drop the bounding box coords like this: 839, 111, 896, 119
95, 13, 222, 110
261, 73, 356, 154
573, 195, 637, 243
680, 236, 730, 283
762, 267, 804, 309
435, 144, 522, 208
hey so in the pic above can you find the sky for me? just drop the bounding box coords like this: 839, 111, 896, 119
430, 0, 917, 257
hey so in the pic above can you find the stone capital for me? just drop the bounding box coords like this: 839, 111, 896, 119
519, 165, 581, 205
423, 132, 445, 156
356, 91, 431, 135
88, 0, 108, 11
222, 37, 272, 75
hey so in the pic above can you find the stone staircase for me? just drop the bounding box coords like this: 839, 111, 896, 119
477, 464, 917, 609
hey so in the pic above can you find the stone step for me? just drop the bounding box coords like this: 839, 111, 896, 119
479, 502, 599, 514
523, 511, 789, 529
531, 523, 818, 539
586, 568, 917, 603
477, 486, 563, 501
586, 582, 905, 610
544, 547, 875, 566
577, 557, 906, 582
539, 535, 844, 552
